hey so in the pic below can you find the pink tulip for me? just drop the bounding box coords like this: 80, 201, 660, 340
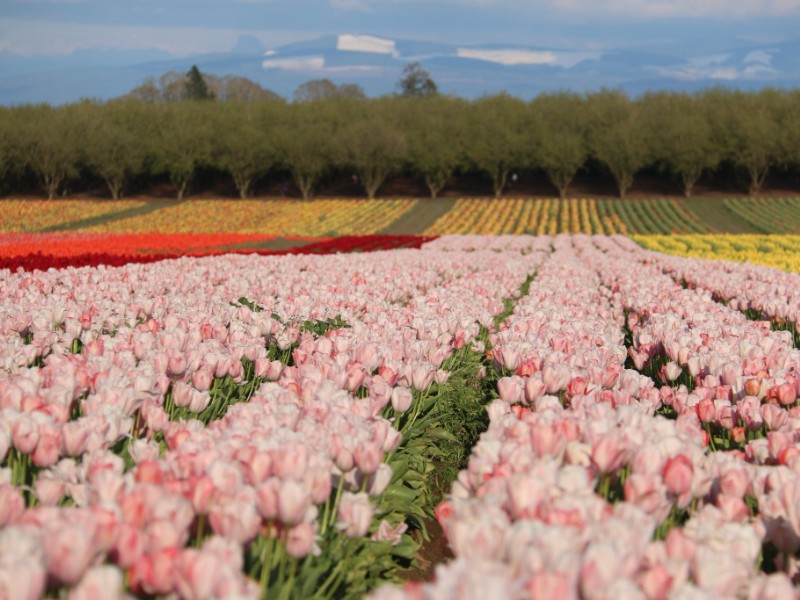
636, 564, 673, 600
590, 435, 627, 475
0, 484, 24, 527
524, 377, 547, 403
277, 479, 311, 526
542, 364, 570, 394
43, 523, 94, 586
32, 432, 60, 468
130, 548, 180, 596
354, 441, 383, 476
662, 454, 694, 497
497, 376, 524, 404
410, 365, 434, 392
337, 492, 374, 538
256, 478, 280, 521
274, 442, 309, 479
286, 522, 317, 558
208, 493, 261, 544
12, 418, 39, 455
391, 387, 414, 413
67, 566, 123, 600
0, 553, 46, 600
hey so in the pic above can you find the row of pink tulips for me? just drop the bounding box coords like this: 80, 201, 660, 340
0, 241, 548, 598
371, 235, 799, 599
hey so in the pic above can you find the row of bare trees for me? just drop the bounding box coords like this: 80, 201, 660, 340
1, 88, 798, 200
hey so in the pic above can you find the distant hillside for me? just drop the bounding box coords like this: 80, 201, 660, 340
1, 33, 799, 105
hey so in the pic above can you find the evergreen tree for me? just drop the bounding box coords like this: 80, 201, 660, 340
185, 65, 213, 101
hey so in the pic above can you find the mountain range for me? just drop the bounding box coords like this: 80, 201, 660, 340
1, 32, 798, 105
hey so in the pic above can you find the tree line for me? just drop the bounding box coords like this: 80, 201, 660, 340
1, 88, 799, 200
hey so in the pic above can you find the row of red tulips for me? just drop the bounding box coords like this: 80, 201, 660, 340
0, 235, 436, 272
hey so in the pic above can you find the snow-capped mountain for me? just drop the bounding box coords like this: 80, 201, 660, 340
0, 33, 797, 105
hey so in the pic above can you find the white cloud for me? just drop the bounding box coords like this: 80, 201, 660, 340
262, 56, 325, 70
337, 34, 397, 55
653, 62, 777, 81
456, 48, 557, 65
744, 49, 773, 65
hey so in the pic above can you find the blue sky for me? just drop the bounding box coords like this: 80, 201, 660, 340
2, 0, 799, 58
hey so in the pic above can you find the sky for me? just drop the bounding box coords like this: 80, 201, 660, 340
2, 0, 800, 59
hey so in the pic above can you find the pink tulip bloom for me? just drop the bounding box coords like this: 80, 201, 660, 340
337, 492, 374, 538
497, 376, 525, 404
590, 436, 627, 475
208, 492, 261, 544
43, 523, 95, 586
354, 441, 384, 476
0, 550, 46, 600
0, 484, 24, 527
130, 548, 180, 596
31, 432, 60, 468
662, 454, 694, 497
286, 522, 319, 558
391, 387, 414, 413
67, 565, 123, 600
277, 479, 311, 527
256, 478, 280, 521
11, 418, 39, 455
410, 365, 434, 392
274, 442, 308, 479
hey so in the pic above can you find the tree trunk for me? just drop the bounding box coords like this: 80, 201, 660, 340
492, 167, 508, 198
233, 173, 253, 199
44, 174, 61, 200
748, 166, 768, 196
681, 175, 695, 199
104, 177, 123, 200
616, 173, 633, 200
425, 172, 449, 200
294, 173, 316, 200
361, 168, 386, 200
547, 169, 574, 201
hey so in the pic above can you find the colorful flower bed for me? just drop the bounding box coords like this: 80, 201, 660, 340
0, 200, 146, 233
424, 198, 707, 236
636, 234, 800, 273
370, 235, 800, 599
4, 234, 800, 599
81, 199, 418, 236
0, 233, 282, 258
0, 235, 434, 272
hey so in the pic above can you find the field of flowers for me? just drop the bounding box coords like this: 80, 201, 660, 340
79, 199, 418, 236
0, 200, 146, 233
423, 198, 708, 236
636, 234, 800, 273
3, 233, 800, 599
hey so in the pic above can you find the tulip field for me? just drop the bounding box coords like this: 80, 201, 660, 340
4, 227, 800, 600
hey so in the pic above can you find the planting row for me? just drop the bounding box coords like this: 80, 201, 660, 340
0, 239, 547, 598
371, 234, 800, 599
636, 235, 800, 275
425, 198, 707, 236
5, 234, 800, 598
0, 235, 434, 272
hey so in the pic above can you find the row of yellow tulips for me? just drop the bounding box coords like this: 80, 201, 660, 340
0, 199, 145, 232
635, 234, 800, 273
424, 198, 642, 235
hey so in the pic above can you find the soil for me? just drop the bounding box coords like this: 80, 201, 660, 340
396, 518, 454, 583
5, 169, 799, 202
